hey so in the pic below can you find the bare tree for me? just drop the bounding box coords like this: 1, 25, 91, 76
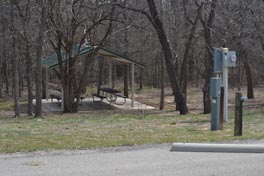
159, 53, 164, 110
179, 0, 203, 101
116, 0, 188, 114
146, 0, 188, 114
1, 0, 264, 116
14, 0, 34, 116
218, 0, 255, 99
0, 1, 3, 98
196, 0, 217, 114
1, 9, 9, 96
10, 0, 20, 117
46, 0, 115, 113
35, 0, 46, 117
122, 2, 129, 97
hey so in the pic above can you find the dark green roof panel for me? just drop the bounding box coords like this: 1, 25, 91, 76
41, 45, 144, 68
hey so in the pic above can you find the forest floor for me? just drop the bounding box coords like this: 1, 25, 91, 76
0, 86, 263, 153
134, 85, 264, 114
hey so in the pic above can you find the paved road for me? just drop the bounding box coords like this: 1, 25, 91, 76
0, 142, 264, 176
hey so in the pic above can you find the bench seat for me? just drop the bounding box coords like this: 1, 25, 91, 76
92, 93, 106, 102
113, 93, 127, 105
50, 94, 61, 101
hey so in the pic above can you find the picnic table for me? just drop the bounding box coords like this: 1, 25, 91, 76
50, 93, 85, 106
50, 94, 61, 106
92, 87, 127, 104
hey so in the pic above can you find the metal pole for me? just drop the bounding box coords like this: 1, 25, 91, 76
210, 77, 221, 131
222, 48, 229, 122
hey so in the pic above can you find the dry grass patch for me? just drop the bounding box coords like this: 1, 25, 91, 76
0, 108, 263, 153
0, 86, 263, 153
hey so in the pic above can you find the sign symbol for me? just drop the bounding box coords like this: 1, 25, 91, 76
231, 55, 237, 62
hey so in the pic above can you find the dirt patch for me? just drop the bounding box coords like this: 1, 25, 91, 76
1, 86, 263, 117
134, 86, 264, 114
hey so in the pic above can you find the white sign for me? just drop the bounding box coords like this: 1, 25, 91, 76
231, 55, 237, 62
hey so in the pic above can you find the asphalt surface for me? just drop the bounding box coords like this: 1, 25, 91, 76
0, 142, 264, 176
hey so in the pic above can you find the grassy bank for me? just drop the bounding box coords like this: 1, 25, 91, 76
0, 109, 263, 153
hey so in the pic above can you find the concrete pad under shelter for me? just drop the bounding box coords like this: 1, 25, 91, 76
35, 97, 155, 113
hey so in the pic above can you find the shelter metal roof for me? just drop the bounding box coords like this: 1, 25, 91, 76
41, 45, 144, 68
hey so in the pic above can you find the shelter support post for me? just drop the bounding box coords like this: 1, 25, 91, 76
131, 63, 135, 107
109, 61, 113, 88
61, 88, 64, 112
45, 66, 49, 101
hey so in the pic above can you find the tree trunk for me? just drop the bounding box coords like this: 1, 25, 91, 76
139, 55, 143, 90
42, 67, 47, 99
3, 61, 8, 95
26, 43, 33, 116
237, 39, 254, 99
13, 43, 20, 117
159, 56, 164, 110
62, 56, 79, 113
35, 1, 46, 117
62, 46, 81, 113
18, 61, 22, 98
123, 11, 129, 97
237, 55, 241, 91
0, 0, 2, 98
2, 21, 8, 96
139, 67, 143, 90
244, 62, 254, 99
197, 0, 217, 114
180, 15, 199, 100
11, 2, 20, 117
203, 73, 212, 114
63, 80, 76, 113
147, 0, 188, 114
0, 0, 4, 98
0, 58, 2, 98
155, 56, 160, 88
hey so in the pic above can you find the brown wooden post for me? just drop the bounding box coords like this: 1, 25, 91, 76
234, 92, 242, 136
219, 86, 224, 130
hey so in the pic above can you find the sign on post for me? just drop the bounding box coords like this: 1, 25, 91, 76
211, 47, 237, 130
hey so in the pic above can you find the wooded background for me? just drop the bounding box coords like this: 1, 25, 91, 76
0, 0, 263, 117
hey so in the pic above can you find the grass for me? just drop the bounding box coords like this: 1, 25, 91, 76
0, 109, 263, 153
0, 99, 15, 111
0, 99, 28, 111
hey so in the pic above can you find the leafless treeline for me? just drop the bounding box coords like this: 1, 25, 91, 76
0, 0, 263, 116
